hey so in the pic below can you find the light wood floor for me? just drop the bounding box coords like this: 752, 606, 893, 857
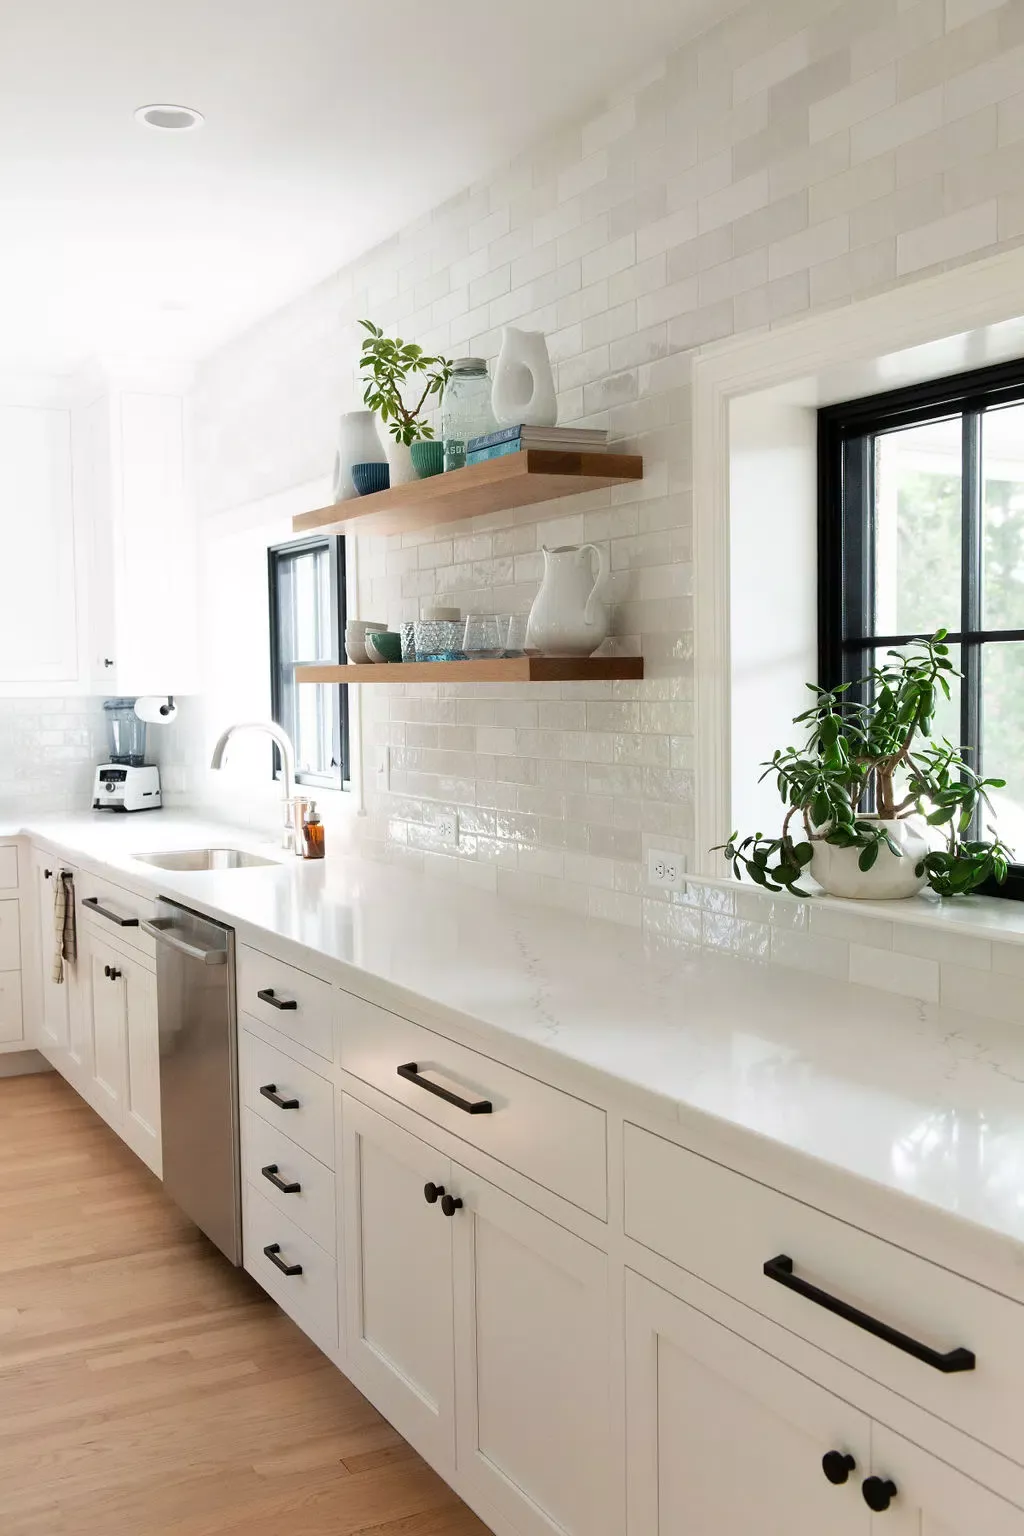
0, 1071, 490, 1536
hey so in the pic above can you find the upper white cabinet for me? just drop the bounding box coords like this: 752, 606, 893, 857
78, 377, 197, 696
0, 403, 78, 685
0, 367, 196, 698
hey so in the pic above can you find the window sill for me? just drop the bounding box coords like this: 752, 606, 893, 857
689, 872, 1024, 948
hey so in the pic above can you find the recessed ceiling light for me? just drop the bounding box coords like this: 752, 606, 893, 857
134, 104, 204, 132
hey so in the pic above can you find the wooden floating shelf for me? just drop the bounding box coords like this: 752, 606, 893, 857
296, 656, 645, 685
292, 449, 644, 538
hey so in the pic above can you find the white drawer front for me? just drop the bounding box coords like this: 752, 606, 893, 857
241, 1108, 336, 1254
76, 872, 157, 960
624, 1123, 1024, 1468
0, 971, 23, 1043
0, 900, 20, 971
240, 1028, 335, 1168
0, 846, 18, 892
237, 945, 333, 1060
243, 1181, 338, 1353
339, 992, 607, 1219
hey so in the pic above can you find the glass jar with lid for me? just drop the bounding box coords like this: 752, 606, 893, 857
441, 358, 497, 471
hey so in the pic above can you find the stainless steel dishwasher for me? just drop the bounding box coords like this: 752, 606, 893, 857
142, 898, 242, 1264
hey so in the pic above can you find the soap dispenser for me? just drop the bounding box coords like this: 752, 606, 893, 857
302, 801, 325, 860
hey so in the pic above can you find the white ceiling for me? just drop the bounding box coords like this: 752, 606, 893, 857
1, 0, 721, 376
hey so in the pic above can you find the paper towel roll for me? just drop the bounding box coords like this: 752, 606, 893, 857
134, 696, 178, 725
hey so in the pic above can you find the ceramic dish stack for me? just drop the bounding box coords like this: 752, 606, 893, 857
345, 620, 386, 663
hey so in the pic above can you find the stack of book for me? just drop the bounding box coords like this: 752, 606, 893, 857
466, 425, 608, 464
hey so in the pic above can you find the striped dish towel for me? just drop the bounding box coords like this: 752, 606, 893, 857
52, 870, 77, 984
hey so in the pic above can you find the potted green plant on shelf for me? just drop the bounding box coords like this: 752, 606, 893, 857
358, 320, 452, 486
717, 631, 1013, 901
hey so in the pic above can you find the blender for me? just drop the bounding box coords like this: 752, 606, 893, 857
92, 699, 162, 811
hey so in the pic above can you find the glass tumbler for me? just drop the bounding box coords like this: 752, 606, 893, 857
500, 615, 529, 657
462, 615, 503, 659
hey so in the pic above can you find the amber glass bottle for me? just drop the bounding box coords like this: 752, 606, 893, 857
302, 801, 325, 860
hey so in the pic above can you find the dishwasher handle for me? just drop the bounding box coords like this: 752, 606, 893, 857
141, 918, 227, 966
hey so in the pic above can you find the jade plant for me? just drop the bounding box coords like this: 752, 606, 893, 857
358, 320, 452, 444
716, 631, 1012, 897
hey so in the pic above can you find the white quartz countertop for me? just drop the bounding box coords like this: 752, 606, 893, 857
12, 813, 1024, 1266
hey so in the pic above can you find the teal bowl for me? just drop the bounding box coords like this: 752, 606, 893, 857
411, 440, 445, 479
352, 462, 390, 496
365, 630, 403, 663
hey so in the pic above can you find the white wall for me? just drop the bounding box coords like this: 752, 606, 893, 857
190, 0, 1024, 930
729, 389, 818, 838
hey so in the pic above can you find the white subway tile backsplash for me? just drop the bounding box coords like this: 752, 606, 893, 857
893, 924, 992, 970
192, 0, 1024, 959
895, 199, 998, 272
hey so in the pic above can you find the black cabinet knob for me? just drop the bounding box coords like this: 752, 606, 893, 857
423, 1182, 446, 1205
822, 1451, 856, 1485
109, 967, 121, 981
44, 869, 53, 879
862, 1477, 898, 1512
440, 1194, 463, 1217
103, 964, 110, 978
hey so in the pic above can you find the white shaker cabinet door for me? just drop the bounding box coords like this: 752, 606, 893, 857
625, 1270, 871, 1536
866, 1424, 1024, 1536
451, 1165, 612, 1536
87, 939, 127, 1129
341, 1096, 456, 1475
0, 404, 79, 685
121, 955, 161, 1178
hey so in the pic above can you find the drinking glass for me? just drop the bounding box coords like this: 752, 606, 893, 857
462, 614, 503, 658
501, 614, 529, 656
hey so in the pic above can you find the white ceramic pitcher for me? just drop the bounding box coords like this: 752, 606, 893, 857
526, 543, 610, 657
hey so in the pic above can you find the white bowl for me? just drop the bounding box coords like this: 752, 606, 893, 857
345, 621, 386, 664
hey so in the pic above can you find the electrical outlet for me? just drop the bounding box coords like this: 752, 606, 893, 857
436, 811, 459, 846
648, 849, 686, 890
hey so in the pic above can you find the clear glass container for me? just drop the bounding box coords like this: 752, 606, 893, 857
463, 615, 503, 659
441, 358, 497, 472
400, 621, 417, 662
103, 698, 147, 766
501, 614, 529, 657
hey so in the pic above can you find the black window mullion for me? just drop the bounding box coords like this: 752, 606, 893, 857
268, 535, 349, 791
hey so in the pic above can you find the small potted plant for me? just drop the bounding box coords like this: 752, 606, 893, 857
718, 631, 1012, 900
358, 320, 452, 485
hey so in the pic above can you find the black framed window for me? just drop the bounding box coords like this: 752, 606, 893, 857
819, 357, 1024, 899
268, 535, 348, 789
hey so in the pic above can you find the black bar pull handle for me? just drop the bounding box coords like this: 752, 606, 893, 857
258, 987, 297, 1011
397, 1062, 492, 1115
263, 1242, 302, 1276
82, 895, 139, 927
262, 1164, 301, 1194
260, 1083, 300, 1110
764, 1255, 976, 1373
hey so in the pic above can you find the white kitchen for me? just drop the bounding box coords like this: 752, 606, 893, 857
5, 2, 1024, 1534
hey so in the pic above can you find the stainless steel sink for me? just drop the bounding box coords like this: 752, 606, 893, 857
135, 848, 278, 872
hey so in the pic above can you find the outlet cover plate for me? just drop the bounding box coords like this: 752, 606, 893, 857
648, 849, 686, 890
436, 811, 459, 846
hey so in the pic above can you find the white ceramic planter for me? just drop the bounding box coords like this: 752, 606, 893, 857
383, 438, 417, 487
809, 817, 930, 900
